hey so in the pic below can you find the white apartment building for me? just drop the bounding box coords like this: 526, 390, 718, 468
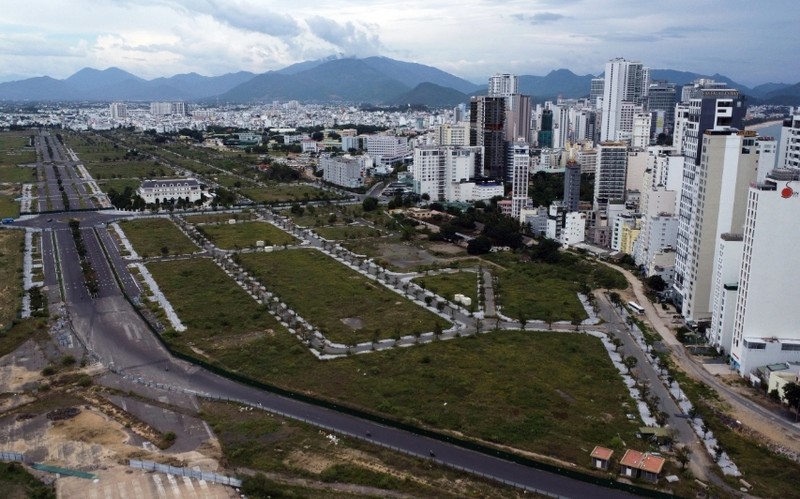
510, 142, 530, 219
600, 58, 648, 142
677, 129, 758, 321
411, 146, 499, 202
488, 73, 518, 98
563, 212, 586, 246
320, 154, 369, 188
109, 102, 127, 120
730, 170, 800, 375
632, 112, 652, 149
366, 135, 408, 165
777, 113, 800, 170
138, 178, 202, 204
708, 234, 743, 354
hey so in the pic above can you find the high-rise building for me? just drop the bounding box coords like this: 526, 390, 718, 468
729, 169, 800, 375
109, 102, 127, 120
436, 124, 469, 146
563, 161, 581, 212
590, 77, 605, 108
552, 104, 570, 150
509, 141, 530, 219
411, 146, 500, 202
675, 129, 759, 321
595, 142, 628, 208
538, 108, 553, 148
647, 80, 677, 135
600, 58, 648, 142
470, 96, 506, 179
673, 87, 746, 317
505, 94, 532, 144
777, 113, 800, 170
488, 73, 518, 98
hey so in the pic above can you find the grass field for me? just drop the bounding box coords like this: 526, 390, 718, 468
0, 131, 37, 169
239, 249, 450, 344
146, 258, 286, 353
184, 212, 257, 224
118, 218, 198, 257
0, 192, 21, 218
200, 400, 515, 498
484, 251, 627, 322
189, 328, 641, 466
0, 462, 54, 499
95, 178, 141, 195
0, 230, 24, 330
85, 160, 171, 180
414, 271, 478, 305
241, 184, 343, 204
314, 225, 384, 240
198, 221, 297, 249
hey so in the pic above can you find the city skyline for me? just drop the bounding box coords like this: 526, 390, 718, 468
1, 0, 798, 86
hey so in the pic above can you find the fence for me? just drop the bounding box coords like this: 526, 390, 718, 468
129, 460, 241, 487
0, 451, 24, 463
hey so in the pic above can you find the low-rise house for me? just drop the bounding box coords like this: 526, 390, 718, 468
590, 446, 614, 470
619, 449, 665, 482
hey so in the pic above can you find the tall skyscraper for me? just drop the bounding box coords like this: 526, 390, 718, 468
600, 58, 648, 142
505, 94, 532, 144
509, 141, 530, 218
728, 169, 800, 374
590, 77, 605, 108
673, 87, 746, 318
470, 96, 506, 179
647, 80, 677, 135
595, 142, 628, 208
777, 113, 800, 170
563, 161, 581, 212
538, 108, 553, 148
676, 129, 758, 321
488, 73, 518, 98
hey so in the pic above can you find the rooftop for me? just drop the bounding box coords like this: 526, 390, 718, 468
619, 449, 665, 475
590, 446, 614, 461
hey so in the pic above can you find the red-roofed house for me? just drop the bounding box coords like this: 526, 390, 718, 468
619, 449, 666, 482
590, 446, 614, 470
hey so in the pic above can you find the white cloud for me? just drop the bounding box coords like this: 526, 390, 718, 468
0, 0, 796, 85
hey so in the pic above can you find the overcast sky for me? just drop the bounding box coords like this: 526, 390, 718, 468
1, 0, 797, 86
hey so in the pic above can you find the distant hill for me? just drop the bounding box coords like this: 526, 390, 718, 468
386, 82, 469, 107
0, 57, 797, 106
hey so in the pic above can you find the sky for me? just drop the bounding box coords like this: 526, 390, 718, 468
0, 0, 797, 87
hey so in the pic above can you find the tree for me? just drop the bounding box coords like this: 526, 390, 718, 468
675, 445, 691, 470
646, 275, 667, 292
623, 355, 638, 372
362, 196, 379, 212
609, 291, 622, 309
467, 235, 492, 255
782, 382, 800, 418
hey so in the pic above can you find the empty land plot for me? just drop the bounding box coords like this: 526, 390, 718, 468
198, 329, 640, 466
314, 225, 384, 240
484, 252, 627, 322
95, 178, 141, 195
85, 160, 171, 180
184, 212, 257, 224
240, 184, 344, 204
146, 258, 285, 357
198, 221, 297, 249
414, 271, 478, 305
0, 131, 36, 168
0, 190, 20, 218
0, 230, 24, 329
239, 249, 450, 344
118, 218, 198, 257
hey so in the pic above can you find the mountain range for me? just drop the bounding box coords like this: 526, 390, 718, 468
1, 56, 798, 106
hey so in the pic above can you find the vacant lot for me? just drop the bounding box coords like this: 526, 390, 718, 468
0, 230, 24, 330
146, 258, 285, 352
414, 271, 478, 305
241, 184, 343, 204
184, 212, 257, 224
85, 160, 170, 180
0, 189, 21, 218
196, 328, 640, 466
314, 225, 384, 240
118, 218, 198, 257
198, 221, 297, 249
485, 251, 627, 322
0, 131, 36, 169
239, 249, 450, 344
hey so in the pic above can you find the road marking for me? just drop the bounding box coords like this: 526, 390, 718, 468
182, 476, 196, 494
152, 474, 168, 498
117, 481, 129, 499
132, 477, 145, 499
166, 473, 181, 497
